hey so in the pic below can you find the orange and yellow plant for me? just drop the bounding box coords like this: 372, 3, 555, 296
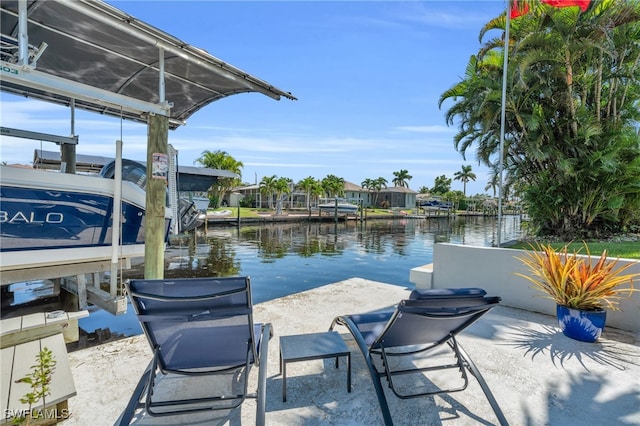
516, 243, 639, 311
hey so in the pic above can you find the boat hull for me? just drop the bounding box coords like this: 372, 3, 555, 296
1, 184, 148, 251
318, 203, 359, 214
0, 166, 171, 272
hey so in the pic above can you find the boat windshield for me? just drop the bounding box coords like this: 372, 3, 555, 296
99, 159, 169, 205
100, 159, 147, 188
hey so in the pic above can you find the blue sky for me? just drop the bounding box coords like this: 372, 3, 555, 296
0, 1, 508, 195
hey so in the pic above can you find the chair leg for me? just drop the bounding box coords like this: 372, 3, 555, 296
144, 351, 162, 416
363, 351, 393, 425
331, 317, 394, 426
114, 360, 154, 425
256, 323, 271, 426
456, 344, 509, 426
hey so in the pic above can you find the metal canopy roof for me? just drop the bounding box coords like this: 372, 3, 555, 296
0, 0, 296, 130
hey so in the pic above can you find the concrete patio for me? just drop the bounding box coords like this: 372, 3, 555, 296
63, 278, 639, 425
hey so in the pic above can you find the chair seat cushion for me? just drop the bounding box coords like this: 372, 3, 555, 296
347, 312, 394, 346
409, 287, 486, 300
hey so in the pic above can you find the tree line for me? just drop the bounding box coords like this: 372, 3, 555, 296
195, 149, 480, 210
439, 0, 640, 238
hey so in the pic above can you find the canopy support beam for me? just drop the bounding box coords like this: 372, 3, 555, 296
1, 61, 170, 118
0, 127, 78, 145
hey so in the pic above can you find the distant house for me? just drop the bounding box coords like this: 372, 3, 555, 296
343, 181, 371, 207
228, 183, 299, 208
377, 186, 418, 209
228, 184, 262, 207
231, 180, 374, 209
230, 180, 419, 209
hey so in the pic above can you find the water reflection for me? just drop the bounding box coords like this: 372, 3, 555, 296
121, 216, 522, 299
75, 215, 522, 340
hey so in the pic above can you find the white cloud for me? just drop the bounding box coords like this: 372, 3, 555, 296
398, 2, 500, 30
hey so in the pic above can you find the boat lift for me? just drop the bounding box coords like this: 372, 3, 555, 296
0, 0, 295, 315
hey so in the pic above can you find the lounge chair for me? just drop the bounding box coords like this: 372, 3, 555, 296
116, 276, 272, 425
329, 287, 507, 426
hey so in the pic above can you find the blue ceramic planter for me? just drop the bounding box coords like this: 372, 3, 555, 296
556, 305, 606, 342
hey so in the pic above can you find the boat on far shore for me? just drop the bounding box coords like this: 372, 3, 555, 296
318, 200, 359, 214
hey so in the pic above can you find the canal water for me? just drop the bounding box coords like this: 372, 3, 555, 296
78, 215, 523, 340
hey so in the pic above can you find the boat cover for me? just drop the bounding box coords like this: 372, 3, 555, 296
0, 0, 295, 130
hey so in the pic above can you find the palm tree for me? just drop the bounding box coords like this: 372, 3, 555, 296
370, 177, 387, 207
486, 165, 516, 201
453, 165, 476, 196
297, 176, 319, 211
391, 169, 412, 188
259, 175, 278, 209
274, 177, 292, 215
195, 150, 243, 208
321, 175, 345, 199
361, 178, 374, 206
484, 168, 499, 198
311, 180, 325, 208
439, 1, 640, 237
439, 48, 508, 168
431, 175, 451, 195
361, 178, 373, 191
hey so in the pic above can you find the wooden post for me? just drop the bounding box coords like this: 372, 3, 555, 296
144, 114, 169, 279
60, 143, 76, 174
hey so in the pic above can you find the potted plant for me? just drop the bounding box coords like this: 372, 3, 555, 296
516, 243, 639, 342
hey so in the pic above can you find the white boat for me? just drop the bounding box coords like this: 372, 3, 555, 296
318, 201, 359, 214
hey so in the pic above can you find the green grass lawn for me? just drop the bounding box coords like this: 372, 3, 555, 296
210, 207, 397, 218
209, 207, 270, 218
508, 241, 640, 260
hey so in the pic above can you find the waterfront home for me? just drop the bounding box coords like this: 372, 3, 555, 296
377, 186, 418, 209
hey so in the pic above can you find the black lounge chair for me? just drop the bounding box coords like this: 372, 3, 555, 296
330, 287, 507, 426
116, 276, 272, 425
